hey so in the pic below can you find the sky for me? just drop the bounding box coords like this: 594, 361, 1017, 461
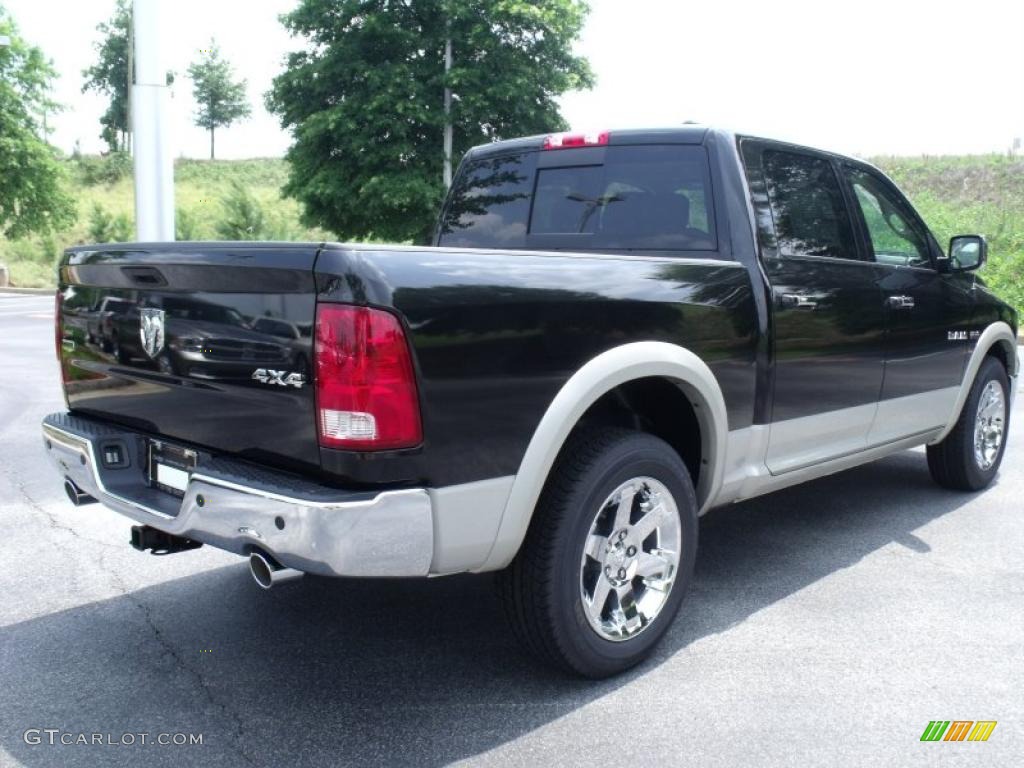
6, 0, 1024, 159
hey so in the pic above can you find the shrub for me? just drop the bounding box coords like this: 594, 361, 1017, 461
265, 219, 302, 241
175, 207, 203, 240
215, 182, 266, 240
76, 152, 133, 186
985, 252, 1024, 314
87, 203, 133, 244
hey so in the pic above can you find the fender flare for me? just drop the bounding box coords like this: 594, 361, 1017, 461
931, 321, 1018, 444
477, 341, 729, 572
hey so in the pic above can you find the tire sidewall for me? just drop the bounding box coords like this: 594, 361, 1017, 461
960, 358, 1011, 488
550, 435, 698, 676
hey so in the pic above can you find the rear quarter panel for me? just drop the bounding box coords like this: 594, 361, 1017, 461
315, 246, 759, 487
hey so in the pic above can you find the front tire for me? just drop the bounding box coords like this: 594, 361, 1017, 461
497, 429, 698, 678
927, 356, 1010, 491
156, 352, 177, 375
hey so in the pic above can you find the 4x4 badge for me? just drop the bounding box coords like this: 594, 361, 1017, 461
252, 369, 305, 389
140, 308, 166, 358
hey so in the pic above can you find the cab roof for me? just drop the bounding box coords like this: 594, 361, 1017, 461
466, 125, 712, 161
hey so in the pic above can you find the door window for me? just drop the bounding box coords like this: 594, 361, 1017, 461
846, 168, 932, 268
761, 149, 860, 261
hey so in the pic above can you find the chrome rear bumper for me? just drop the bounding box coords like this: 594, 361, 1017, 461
41, 414, 434, 577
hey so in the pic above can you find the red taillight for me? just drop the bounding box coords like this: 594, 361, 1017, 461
314, 304, 422, 451
542, 131, 610, 150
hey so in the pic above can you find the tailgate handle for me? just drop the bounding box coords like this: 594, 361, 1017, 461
122, 266, 168, 287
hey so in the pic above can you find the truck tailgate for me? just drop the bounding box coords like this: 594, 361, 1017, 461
58, 243, 321, 470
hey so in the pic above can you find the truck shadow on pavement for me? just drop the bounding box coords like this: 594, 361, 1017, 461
0, 450, 986, 768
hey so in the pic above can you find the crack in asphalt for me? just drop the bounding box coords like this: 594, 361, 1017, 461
95, 547, 259, 768
0, 463, 120, 553
4, 466, 258, 767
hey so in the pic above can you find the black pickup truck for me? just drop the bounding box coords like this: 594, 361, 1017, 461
45, 127, 1018, 677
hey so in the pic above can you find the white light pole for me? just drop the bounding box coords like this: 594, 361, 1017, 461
443, 35, 453, 189
131, 0, 175, 241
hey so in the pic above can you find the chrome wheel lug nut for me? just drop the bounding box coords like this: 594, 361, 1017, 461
626, 546, 637, 557
617, 568, 627, 580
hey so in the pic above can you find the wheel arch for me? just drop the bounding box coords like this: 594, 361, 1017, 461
932, 321, 1018, 444
478, 341, 728, 572
986, 336, 1018, 378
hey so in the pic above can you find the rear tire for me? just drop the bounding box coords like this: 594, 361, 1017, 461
110, 332, 131, 365
496, 428, 698, 678
927, 356, 1010, 491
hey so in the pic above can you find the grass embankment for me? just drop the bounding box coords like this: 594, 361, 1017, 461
2, 153, 1022, 317
0, 157, 321, 287
872, 154, 1024, 313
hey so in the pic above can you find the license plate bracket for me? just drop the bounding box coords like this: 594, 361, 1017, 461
147, 440, 197, 498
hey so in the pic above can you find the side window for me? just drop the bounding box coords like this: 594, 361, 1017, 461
438, 153, 534, 249
762, 149, 859, 261
845, 168, 932, 268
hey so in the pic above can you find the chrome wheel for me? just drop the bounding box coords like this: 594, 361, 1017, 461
579, 477, 681, 642
974, 380, 1006, 471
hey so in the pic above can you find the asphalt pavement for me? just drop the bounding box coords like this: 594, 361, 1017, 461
0, 291, 1021, 767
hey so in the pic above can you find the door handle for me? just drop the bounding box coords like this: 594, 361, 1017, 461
780, 294, 818, 310
886, 295, 915, 310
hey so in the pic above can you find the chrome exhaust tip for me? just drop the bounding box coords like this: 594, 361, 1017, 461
249, 551, 303, 590
64, 478, 97, 507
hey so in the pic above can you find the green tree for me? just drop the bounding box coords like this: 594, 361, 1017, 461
0, 5, 76, 238
82, 0, 131, 153
187, 41, 251, 160
267, 0, 593, 243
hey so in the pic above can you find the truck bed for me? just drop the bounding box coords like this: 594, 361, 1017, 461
57, 240, 759, 489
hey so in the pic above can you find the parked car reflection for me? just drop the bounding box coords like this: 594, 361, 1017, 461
72, 293, 311, 383
156, 297, 309, 381
250, 316, 311, 377
85, 296, 133, 355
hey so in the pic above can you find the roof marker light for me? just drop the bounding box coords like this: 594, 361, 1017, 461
542, 131, 610, 150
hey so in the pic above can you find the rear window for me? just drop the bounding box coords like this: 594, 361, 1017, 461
439, 145, 716, 252
438, 154, 535, 249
